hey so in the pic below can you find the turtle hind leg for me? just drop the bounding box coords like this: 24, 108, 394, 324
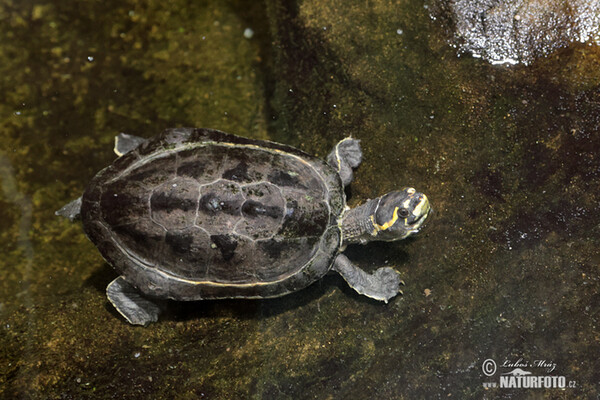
326, 138, 363, 186
106, 276, 161, 326
114, 133, 147, 156
55, 197, 82, 222
332, 254, 403, 303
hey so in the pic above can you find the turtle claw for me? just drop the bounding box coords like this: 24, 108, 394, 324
398, 279, 405, 296
373, 267, 404, 303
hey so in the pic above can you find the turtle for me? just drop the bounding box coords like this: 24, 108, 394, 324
57, 128, 431, 325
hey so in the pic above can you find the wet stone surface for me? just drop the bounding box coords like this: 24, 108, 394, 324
1, 0, 599, 399
429, 0, 600, 65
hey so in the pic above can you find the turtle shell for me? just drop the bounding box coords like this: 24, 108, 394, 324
81, 128, 345, 300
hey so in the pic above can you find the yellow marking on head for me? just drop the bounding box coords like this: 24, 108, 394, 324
412, 195, 430, 218
370, 206, 400, 235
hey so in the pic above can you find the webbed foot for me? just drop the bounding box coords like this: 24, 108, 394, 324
333, 254, 403, 303
327, 138, 363, 186
55, 197, 82, 222
114, 133, 146, 156
106, 276, 161, 326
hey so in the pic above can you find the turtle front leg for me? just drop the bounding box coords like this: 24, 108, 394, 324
106, 276, 161, 326
327, 138, 362, 186
332, 254, 404, 303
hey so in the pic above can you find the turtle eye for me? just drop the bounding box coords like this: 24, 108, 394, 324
398, 208, 410, 218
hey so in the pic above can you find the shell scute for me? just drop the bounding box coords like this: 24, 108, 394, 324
150, 177, 200, 230
197, 180, 244, 235
125, 152, 177, 188
236, 182, 285, 239
160, 226, 213, 279
176, 147, 223, 181
100, 180, 148, 227
111, 219, 166, 264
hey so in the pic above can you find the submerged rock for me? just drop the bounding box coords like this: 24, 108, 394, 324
430, 0, 600, 65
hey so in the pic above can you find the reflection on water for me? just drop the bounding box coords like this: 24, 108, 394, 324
1, 0, 599, 398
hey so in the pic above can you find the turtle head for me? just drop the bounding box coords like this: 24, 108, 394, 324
369, 188, 431, 242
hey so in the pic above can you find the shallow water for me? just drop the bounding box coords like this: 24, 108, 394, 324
1, 0, 599, 398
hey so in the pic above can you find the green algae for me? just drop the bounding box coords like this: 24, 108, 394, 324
1, 0, 600, 399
